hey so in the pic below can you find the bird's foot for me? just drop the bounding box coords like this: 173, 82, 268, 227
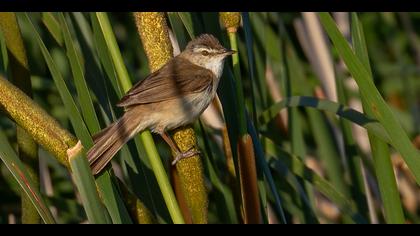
171, 148, 201, 165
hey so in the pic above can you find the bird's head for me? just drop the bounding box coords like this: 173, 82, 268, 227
181, 34, 236, 77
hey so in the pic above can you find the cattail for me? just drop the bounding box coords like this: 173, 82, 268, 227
134, 12, 208, 224
220, 12, 241, 33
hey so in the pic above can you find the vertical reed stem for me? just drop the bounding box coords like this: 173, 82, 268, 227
0, 13, 40, 223
220, 12, 262, 224
133, 12, 208, 224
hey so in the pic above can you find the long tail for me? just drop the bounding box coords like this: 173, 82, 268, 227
87, 112, 144, 175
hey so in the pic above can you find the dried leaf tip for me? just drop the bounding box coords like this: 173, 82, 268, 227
67, 140, 83, 161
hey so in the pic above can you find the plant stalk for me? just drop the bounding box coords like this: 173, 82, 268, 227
220, 12, 262, 224
351, 13, 405, 223
0, 12, 41, 224
0, 76, 75, 167
133, 12, 208, 224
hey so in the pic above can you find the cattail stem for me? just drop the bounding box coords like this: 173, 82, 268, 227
228, 32, 247, 136
133, 12, 208, 224
237, 135, 261, 223
0, 12, 41, 224
117, 178, 157, 224
220, 12, 262, 224
172, 127, 208, 224
170, 165, 193, 223
0, 76, 75, 167
222, 126, 236, 178
132, 12, 186, 224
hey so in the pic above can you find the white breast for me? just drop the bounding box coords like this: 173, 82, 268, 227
202, 58, 225, 79
187, 86, 216, 117
153, 85, 216, 132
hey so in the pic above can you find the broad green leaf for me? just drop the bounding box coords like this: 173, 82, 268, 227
351, 12, 404, 223
41, 12, 63, 46
68, 142, 111, 223
177, 12, 195, 39
25, 14, 93, 148
63, 13, 134, 224
25, 13, 112, 224
58, 13, 101, 134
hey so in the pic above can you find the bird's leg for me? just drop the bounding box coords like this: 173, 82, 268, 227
159, 132, 200, 165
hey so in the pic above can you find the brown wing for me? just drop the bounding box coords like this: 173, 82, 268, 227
117, 57, 214, 107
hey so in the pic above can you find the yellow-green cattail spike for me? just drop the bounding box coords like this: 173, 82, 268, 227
220, 12, 242, 33
133, 12, 173, 71
133, 12, 208, 224
0, 12, 41, 224
0, 76, 75, 168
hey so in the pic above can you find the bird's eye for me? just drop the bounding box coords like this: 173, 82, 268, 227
201, 50, 209, 56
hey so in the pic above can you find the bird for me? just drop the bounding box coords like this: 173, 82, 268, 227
87, 34, 236, 175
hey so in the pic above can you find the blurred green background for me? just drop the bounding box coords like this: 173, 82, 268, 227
0, 12, 419, 224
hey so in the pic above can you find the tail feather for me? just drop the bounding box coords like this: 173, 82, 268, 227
92, 123, 114, 143
87, 112, 144, 175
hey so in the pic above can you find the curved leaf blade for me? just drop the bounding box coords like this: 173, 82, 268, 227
318, 12, 420, 185
259, 96, 390, 144
0, 127, 55, 224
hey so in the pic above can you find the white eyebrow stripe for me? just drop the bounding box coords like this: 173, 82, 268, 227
193, 47, 218, 54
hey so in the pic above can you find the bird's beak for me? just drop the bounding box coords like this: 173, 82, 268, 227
223, 49, 237, 55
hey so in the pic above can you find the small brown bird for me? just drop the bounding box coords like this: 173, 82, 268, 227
87, 34, 236, 175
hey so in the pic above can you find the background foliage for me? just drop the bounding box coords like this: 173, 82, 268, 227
0, 12, 419, 224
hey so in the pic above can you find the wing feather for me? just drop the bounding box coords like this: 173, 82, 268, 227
117, 57, 214, 107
